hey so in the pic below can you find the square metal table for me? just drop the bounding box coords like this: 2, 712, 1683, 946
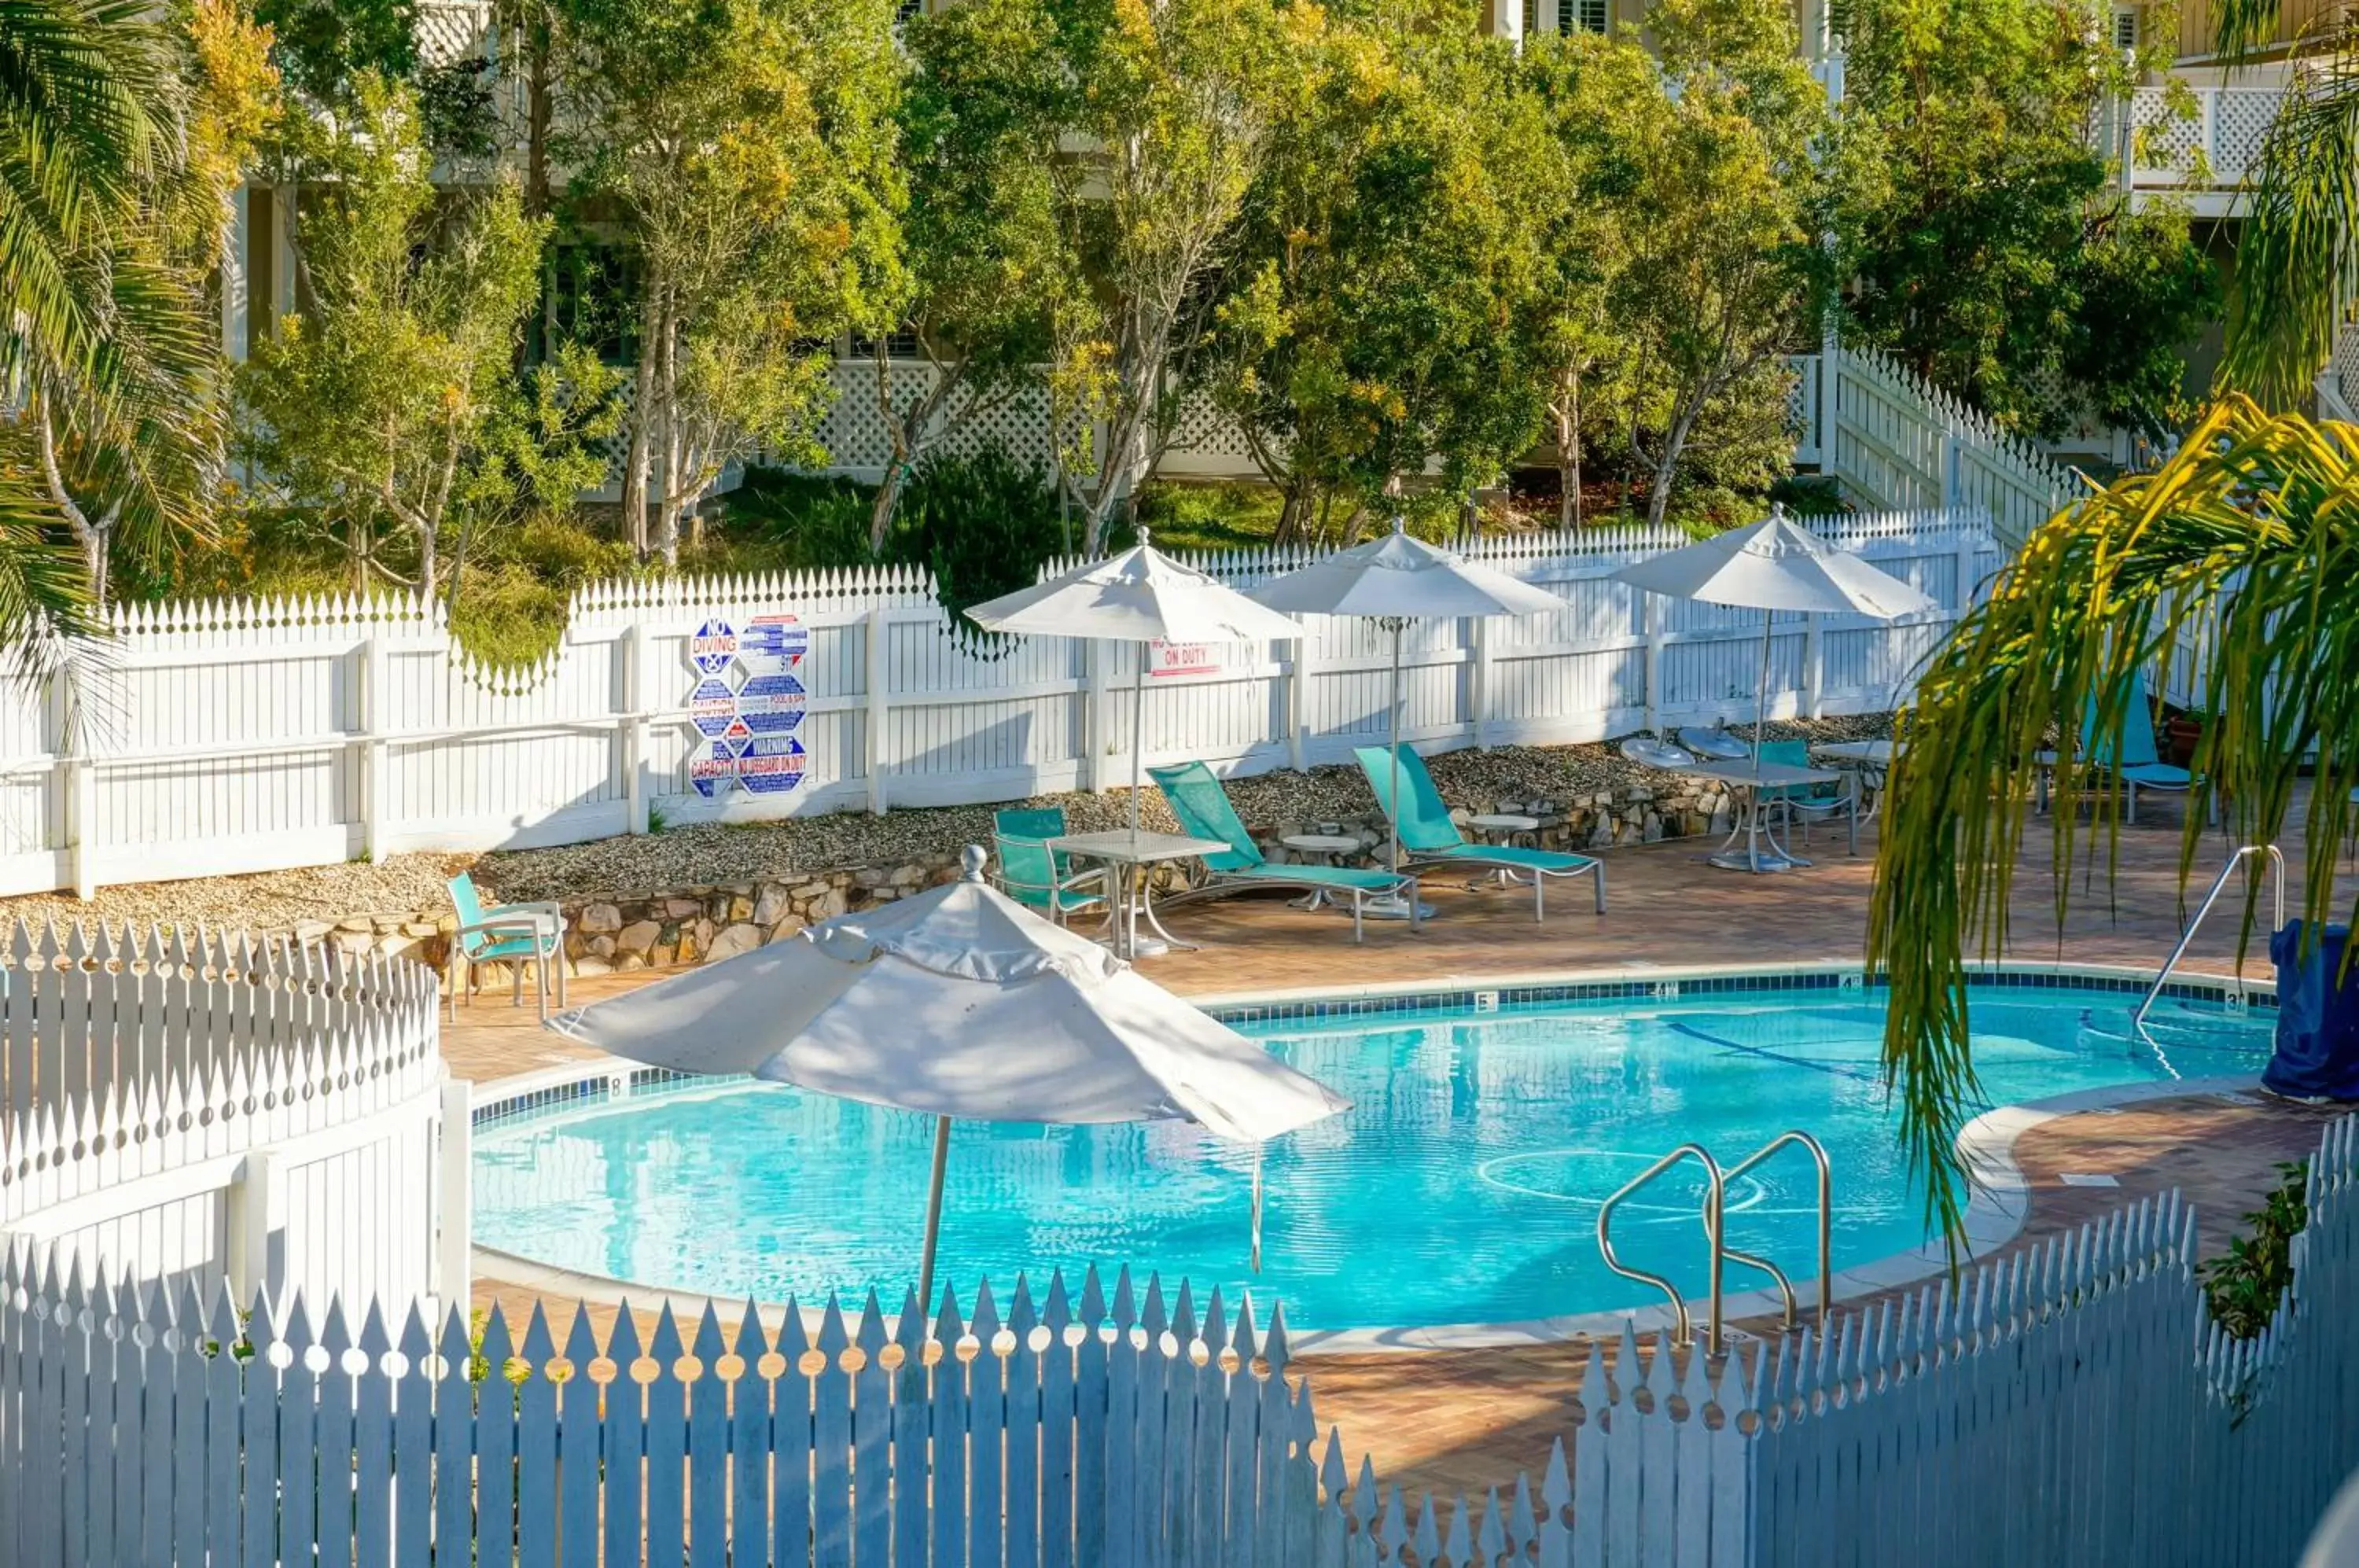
1678, 757, 1850, 872
1047, 830, 1231, 959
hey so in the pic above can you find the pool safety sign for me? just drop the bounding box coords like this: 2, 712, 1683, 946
683, 615, 811, 798
1149, 639, 1223, 679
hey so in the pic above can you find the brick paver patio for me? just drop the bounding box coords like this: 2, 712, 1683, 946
453, 802, 2357, 1498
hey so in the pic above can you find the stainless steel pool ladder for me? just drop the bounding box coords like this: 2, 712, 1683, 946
2133, 842, 2283, 1051
1594, 1130, 1832, 1356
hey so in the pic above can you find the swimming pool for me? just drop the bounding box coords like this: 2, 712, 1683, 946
471, 972, 2274, 1332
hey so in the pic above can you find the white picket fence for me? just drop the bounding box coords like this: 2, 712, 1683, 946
0, 927, 453, 1318
5, 1115, 2356, 1567
0, 511, 2000, 899
1794, 342, 2082, 549
0, 1253, 1577, 1568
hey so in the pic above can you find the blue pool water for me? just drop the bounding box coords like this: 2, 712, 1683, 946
473, 981, 2273, 1331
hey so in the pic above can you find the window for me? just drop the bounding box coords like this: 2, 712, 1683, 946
2111, 6, 2138, 49
1522, 0, 1537, 35
1563, 0, 1609, 34
539, 243, 639, 366
849, 325, 922, 360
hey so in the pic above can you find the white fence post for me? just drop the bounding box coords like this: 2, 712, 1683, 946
361, 635, 388, 863
1954, 532, 1982, 613
436, 1077, 472, 1316
1804, 612, 1824, 720
1470, 615, 1492, 750
68, 754, 96, 900
622, 620, 649, 834
1642, 593, 1664, 735
1286, 621, 1312, 774
227, 1148, 275, 1301
867, 607, 892, 815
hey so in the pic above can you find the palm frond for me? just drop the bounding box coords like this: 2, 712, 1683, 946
2218, 27, 2359, 409
1870, 397, 2359, 1239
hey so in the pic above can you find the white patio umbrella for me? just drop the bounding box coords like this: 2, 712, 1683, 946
548, 846, 1348, 1307
1610, 505, 1938, 863
1249, 518, 1565, 903
964, 528, 1302, 837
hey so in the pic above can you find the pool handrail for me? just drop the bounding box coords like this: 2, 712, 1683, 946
1717, 1130, 1834, 1330
2133, 842, 2282, 1055
1596, 1143, 1726, 1353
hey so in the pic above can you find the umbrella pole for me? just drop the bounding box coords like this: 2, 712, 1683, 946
918, 1113, 951, 1314
1130, 649, 1146, 839
1387, 617, 1403, 876
1752, 609, 1775, 872
1250, 1146, 1264, 1274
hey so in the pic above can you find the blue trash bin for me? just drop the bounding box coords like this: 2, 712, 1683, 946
2263, 921, 2359, 1102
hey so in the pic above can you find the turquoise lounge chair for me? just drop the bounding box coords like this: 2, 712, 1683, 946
2041, 671, 2204, 823
1352, 744, 1606, 921
446, 872, 567, 1021
1150, 761, 1421, 942
992, 833, 1109, 927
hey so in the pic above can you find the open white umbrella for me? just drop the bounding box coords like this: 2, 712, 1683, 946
965, 528, 1302, 837
1249, 518, 1565, 905
1610, 504, 1938, 867
548, 846, 1347, 1305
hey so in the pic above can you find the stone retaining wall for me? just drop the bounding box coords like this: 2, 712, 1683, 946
302, 776, 1739, 985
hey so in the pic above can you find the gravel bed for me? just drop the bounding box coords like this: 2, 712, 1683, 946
0, 715, 1894, 928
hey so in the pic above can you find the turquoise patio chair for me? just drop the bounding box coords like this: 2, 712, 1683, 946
1754, 738, 1859, 853
1150, 761, 1421, 942
992, 834, 1109, 927
995, 806, 1073, 879
446, 872, 567, 1021
1352, 744, 1606, 921
2040, 670, 2206, 824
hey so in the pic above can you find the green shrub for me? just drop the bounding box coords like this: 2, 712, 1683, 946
900, 446, 1068, 620
2201, 1160, 2310, 1340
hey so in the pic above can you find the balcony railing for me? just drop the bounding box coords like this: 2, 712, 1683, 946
2128, 83, 2287, 190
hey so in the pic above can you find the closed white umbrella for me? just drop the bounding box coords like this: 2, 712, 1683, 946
1610, 505, 1939, 868
549, 846, 1347, 1305
1249, 519, 1565, 906
965, 529, 1302, 837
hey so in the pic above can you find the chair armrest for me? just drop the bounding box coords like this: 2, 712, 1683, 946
487, 900, 565, 926
456, 918, 561, 944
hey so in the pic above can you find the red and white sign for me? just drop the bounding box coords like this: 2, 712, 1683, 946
1149, 641, 1223, 680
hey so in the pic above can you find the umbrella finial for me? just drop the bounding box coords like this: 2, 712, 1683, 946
1768, 501, 1787, 522
960, 844, 988, 882
1391, 514, 1407, 534
1135, 525, 1150, 550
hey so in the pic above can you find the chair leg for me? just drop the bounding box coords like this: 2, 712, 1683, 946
1593, 862, 1607, 915
1406, 878, 1421, 933
447, 952, 461, 1021
2128, 782, 2139, 825
1350, 892, 1364, 944
555, 941, 567, 1008
1534, 870, 1545, 923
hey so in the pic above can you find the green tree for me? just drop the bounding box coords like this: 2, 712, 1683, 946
1838, 0, 2221, 439
1044, 0, 1295, 553
1518, 28, 1654, 527
871, 0, 1077, 552
557, 0, 904, 565
1205, 6, 1552, 543
235, 77, 549, 596
1612, 0, 1835, 526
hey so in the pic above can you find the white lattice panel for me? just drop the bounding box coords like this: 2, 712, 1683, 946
2213, 88, 2283, 182
416, 0, 493, 66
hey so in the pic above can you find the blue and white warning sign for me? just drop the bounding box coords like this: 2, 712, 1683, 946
689, 620, 739, 676
688, 678, 738, 738
680, 614, 813, 797
742, 613, 808, 670
736, 672, 807, 735
736, 734, 808, 795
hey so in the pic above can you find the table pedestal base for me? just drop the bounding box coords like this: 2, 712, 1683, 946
1361, 892, 1436, 921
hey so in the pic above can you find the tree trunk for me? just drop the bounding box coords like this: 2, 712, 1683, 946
1646, 400, 1703, 528
622, 274, 661, 557
1555, 366, 1584, 529
870, 460, 911, 554
654, 302, 682, 567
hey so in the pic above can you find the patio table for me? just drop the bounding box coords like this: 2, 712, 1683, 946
1678, 756, 1849, 873
1049, 830, 1231, 959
